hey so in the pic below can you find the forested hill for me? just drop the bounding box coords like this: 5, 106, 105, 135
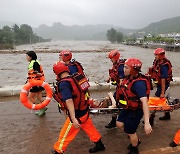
33, 22, 136, 40
1, 16, 180, 41
34, 16, 180, 40
139, 16, 180, 34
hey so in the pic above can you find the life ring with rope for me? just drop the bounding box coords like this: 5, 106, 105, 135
20, 80, 52, 110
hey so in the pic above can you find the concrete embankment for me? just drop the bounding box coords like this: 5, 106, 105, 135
1, 77, 180, 97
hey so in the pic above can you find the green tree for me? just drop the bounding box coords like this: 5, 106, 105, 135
106, 28, 117, 43
12, 24, 20, 33
0, 26, 14, 49
19, 24, 33, 44
0, 24, 50, 49
12, 24, 20, 44
116, 32, 123, 43
1, 26, 13, 44
20, 24, 33, 34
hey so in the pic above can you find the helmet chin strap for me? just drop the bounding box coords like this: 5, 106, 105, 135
65, 61, 70, 64
159, 55, 165, 59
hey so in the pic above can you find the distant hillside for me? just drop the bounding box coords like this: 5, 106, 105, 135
139, 16, 180, 34
33, 22, 135, 40
2, 16, 180, 40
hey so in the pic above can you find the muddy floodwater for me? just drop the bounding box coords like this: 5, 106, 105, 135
1, 41, 180, 87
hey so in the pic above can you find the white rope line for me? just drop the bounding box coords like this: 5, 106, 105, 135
41, 82, 46, 87
32, 104, 36, 110
21, 89, 27, 93
46, 97, 51, 100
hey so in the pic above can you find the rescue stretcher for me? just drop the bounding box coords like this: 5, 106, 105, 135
90, 92, 180, 126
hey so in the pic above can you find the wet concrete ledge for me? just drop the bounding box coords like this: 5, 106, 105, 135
0, 77, 180, 97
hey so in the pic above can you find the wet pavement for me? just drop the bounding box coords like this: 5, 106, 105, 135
0, 87, 180, 154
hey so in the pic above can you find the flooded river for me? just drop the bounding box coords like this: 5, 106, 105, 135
0, 40, 180, 87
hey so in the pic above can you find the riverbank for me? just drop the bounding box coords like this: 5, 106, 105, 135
124, 42, 180, 52
1, 43, 179, 54
1, 40, 180, 54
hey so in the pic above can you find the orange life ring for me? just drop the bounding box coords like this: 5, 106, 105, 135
20, 80, 52, 110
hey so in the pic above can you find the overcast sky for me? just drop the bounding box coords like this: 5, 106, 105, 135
1, 0, 180, 29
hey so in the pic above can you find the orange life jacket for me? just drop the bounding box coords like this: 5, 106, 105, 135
53, 73, 90, 112
149, 58, 173, 84
27, 60, 45, 82
109, 59, 126, 84
116, 74, 151, 110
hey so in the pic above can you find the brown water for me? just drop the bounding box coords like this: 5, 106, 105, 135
0, 41, 180, 87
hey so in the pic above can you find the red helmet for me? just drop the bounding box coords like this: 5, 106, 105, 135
108, 50, 120, 61
125, 58, 142, 71
154, 48, 165, 55
59, 50, 72, 62
53, 61, 69, 76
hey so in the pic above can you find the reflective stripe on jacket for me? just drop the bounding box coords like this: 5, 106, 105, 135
27, 60, 45, 82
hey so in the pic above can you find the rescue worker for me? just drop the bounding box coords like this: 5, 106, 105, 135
116, 58, 152, 154
148, 48, 173, 120
59, 50, 85, 76
52, 62, 105, 154
26, 51, 47, 116
58, 50, 90, 111
170, 129, 180, 147
105, 50, 125, 128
